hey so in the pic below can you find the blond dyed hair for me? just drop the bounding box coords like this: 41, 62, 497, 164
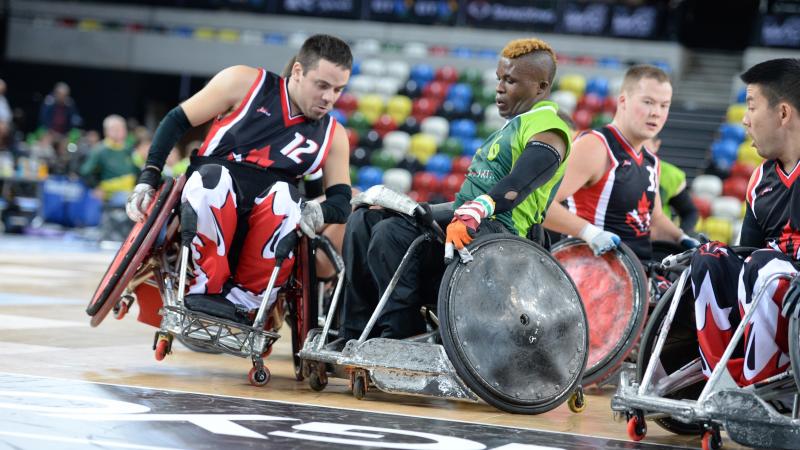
621, 64, 671, 93
501, 38, 557, 83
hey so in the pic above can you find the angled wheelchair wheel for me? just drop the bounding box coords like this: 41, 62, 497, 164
87, 177, 184, 327
637, 278, 704, 435
790, 315, 800, 393
552, 238, 648, 386
438, 234, 588, 414
288, 235, 319, 381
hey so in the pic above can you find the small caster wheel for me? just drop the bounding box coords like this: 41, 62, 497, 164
627, 411, 647, 442
309, 371, 327, 392
568, 387, 586, 413
114, 295, 134, 320
154, 337, 171, 361
702, 430, 723, 450
352, 375, 366, 400
249, 366, 271, 387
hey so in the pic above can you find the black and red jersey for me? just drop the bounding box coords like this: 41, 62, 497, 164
566, 125, 660, 260
743, 159, 800, 259
197, 69, 336, 180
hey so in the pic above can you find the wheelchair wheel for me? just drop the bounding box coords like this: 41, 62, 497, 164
438, 234, 588, 414
636, 278, 704, 435
552, 239, 648, 386
790, 315, 800, 393
87, 177, 184, 326
289, 236, 319, 381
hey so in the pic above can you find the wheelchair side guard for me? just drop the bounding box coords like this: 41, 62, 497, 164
298, 335, 479, 401
551, 238, 648, 386
439, 235, 588, 414
87, 176, 184, 325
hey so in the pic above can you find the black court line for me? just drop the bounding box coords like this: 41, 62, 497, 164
0, 373, 691, 450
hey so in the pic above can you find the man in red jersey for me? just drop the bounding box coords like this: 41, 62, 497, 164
126, 34, 353, 322
691, 58, 800, 385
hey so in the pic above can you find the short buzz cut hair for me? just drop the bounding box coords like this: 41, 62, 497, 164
740, 58, 800, 112
621, 64, 671, 93
296, 34, 353, 74
501, 38, 557, 83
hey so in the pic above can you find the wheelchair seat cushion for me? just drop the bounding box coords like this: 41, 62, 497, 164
184, 294, 251, 324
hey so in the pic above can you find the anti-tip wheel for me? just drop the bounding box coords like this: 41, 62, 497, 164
309, 371, 327, 392
626, 412, 647, 442
352, 376, 366, 400
567, 389, 586, 413
154, 338, 170, 361
248, 366, 271, 387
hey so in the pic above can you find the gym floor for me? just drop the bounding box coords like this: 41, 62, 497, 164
0, 234, 747, 449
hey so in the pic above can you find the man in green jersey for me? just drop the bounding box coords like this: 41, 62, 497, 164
337, 38, 572, 341
648, 136, 698, 234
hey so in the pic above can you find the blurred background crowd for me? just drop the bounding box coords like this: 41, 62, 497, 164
0, 0, 798, 244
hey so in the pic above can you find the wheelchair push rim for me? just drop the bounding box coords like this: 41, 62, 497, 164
551, 238, 649, 386
86, 176, 182, 326
438, 234, 588, 414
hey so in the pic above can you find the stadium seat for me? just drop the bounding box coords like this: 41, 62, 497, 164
420, 116, 450, 145
726, 103, 746, 124
692, 174, 724, 200
383, 167, 413, 193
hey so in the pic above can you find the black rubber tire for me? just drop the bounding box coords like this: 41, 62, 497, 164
439, 234, 588, 414
352, 376, 366, 400
790, 315, 800, 394
636, 278, 704, 435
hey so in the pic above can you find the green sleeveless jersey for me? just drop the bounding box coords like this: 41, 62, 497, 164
454, 100, 572, 237
659, 160, 686, 218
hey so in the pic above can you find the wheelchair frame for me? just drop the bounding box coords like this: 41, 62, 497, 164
87, 176, 336, 386
298, 186, 588, 414
611, 249, 800, 449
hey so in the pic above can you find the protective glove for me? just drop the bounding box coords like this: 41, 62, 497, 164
299, 200, 324, 238
126, 183, 156, 222
781, 273, 800, 319
445, 195, 494, 262
679, 233, 701, 250
579, 223, 620, 256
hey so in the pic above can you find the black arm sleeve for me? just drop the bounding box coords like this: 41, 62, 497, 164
668, 189, 699, 232
139, 106, 192, 186
739, 202, 765, 248
319, 184, 352, 224
487, 140, 561, 215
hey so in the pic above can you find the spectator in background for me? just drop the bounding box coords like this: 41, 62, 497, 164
38, 82, 82, 136
79, 114, 137, 201
0, 80, 14, 159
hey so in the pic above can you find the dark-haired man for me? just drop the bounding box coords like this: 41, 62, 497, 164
126, 34, 353, 321
338, 37, 572, 341
690, 58, 800, 386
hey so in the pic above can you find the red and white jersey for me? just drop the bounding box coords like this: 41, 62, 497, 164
197, 69, 336, 179
745, 159, 800, 259
566, 125, 660, 260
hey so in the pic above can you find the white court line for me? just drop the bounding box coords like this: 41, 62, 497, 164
0, 342, 61, 355
0, 266, 93, 277
0, 314, 83, 330
0, 430, 184, 450
0, 293, 84, 305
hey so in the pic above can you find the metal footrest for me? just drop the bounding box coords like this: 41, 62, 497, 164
162, 305, 280, 358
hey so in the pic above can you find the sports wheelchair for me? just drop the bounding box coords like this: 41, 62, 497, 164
86, 176, 341, 386
298, 185, 589, 414
611, 247, 800, 449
